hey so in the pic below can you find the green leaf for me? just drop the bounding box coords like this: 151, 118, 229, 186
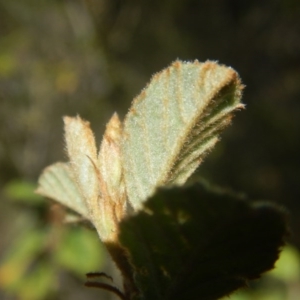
16, 262, 55, 300
4, 180, 43, 205
270, 245, 300, 282
55, 227, 105, 276
122, 60, 244, 210
36, 162, 89, 218
0, 229, 46, 289
118, 182, 288, 300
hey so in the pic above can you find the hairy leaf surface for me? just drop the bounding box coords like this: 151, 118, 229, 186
122, 60, 244, 210
36, 162, 88, 218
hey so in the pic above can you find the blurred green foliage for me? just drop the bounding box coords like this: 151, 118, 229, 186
0, 0, 300, 299
4, 180, 43, 204
1, 179, 105, 300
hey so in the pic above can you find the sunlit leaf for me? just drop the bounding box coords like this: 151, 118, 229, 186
122, 60, 244, 210
36, 162, 89, 218
63, 116, 99, 216
96, 113, 127, 241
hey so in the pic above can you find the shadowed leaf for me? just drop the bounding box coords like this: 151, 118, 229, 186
118, 182, 288, 300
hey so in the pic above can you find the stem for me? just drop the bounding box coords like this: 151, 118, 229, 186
105, 242, 139, 299
85, 281, 128, 300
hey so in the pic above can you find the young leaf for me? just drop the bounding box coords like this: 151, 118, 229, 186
118, 182, 288, 300
36, 162, 88, 218
63, 116, 100, 220
63, 115, 127, 242
98, 113, 127, 223
96, 113, 127, 241
37, 115, 127, 242
122, 60, 244, 210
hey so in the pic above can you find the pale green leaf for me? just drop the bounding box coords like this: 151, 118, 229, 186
122, 60, 244, 210
36, 162, 88, 218
55, 227, 105, 276
63, 116, 100, 217
96, 113, 127, 242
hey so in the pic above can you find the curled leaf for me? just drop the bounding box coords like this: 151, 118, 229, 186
122, 60, 244, 210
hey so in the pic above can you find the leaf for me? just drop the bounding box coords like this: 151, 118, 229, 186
37, 114, 127, 242
17, 262, 55, 300
122, 60, 244, 210
5, 180, 43, 205
97, 113, 127, 240
270, 245, 300, 282
118, 182, 288, 300
98, 113, 124, 201
36, 60, 244, 240
63, 116, 100, 219
36, 162, 89, 218
63, 115, 120, 242
0, 229, 45, 289
55, 227, 105, 276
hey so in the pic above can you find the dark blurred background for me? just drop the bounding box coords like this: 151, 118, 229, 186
0, 0, 299, 299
